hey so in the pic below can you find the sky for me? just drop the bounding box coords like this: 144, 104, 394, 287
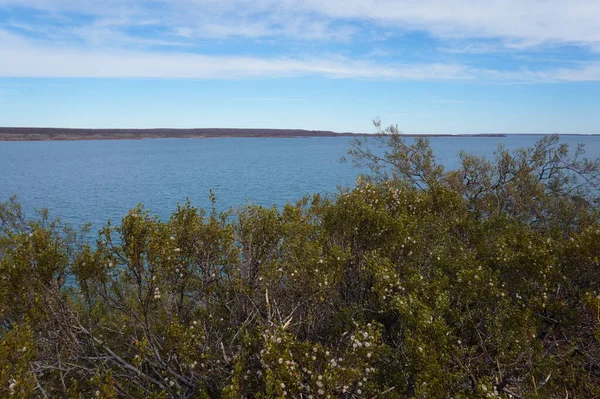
1, 0, 600, 134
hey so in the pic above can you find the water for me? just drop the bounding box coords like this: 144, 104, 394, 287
2, 135, 600, 233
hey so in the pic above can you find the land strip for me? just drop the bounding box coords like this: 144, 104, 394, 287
3, 128, 591, 141
0, 127, 368, 141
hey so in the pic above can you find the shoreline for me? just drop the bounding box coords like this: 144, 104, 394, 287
0, 127, 366, 141
0, 127, 598, 141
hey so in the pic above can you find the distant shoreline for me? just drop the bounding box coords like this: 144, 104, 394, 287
0, 127, 597, 141
0, 127, 368, 141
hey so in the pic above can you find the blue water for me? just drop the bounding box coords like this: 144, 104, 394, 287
1, 135, 600, 232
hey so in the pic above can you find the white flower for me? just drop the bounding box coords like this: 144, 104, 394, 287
280, 383, 286, 389
174, 248, 181, 252
8, 379, 17, 394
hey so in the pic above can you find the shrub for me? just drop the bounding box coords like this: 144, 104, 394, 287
1, 132, 599, 397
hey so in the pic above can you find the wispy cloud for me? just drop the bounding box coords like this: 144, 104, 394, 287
295, 0, 600, 50
1, 1, 600, 82
0, 0, 358, 44
2, 34, 600, 83
474, 63, 600, 83
438, 43, 505, 55
0, 45, 471, 79
3, 0, 600, 48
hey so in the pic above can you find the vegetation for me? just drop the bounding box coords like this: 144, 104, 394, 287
1, 128, 600, 398
0, 127, 362, 141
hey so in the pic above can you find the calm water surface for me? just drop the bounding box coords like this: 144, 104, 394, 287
2, 135, 600, 232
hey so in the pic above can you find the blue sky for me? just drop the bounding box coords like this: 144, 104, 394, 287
1, 0, 599, 134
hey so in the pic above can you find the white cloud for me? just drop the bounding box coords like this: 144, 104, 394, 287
0, 44, 471, 79
295, 0, 600, 49
1, 39, 600, 83
438, 43, 505, 55
0, 28, 30, 47
532, 64, 600, 82
2, 0, 599, 48
0, 0, 356, 43
2, 1, 600, 82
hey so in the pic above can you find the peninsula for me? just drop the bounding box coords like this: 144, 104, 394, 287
0, 127, 511, 141
0, 127, 367, 141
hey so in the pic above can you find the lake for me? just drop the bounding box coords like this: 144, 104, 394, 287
2, 135, 600, 233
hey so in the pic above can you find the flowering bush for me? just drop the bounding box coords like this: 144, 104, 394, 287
1, 134, 600, 397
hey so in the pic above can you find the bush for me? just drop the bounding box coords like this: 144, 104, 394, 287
1, 132, 600, 398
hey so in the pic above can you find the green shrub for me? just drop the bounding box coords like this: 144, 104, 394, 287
1, 132, 600, 397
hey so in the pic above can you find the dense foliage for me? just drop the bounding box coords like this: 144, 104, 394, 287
1, 131, 600, 398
